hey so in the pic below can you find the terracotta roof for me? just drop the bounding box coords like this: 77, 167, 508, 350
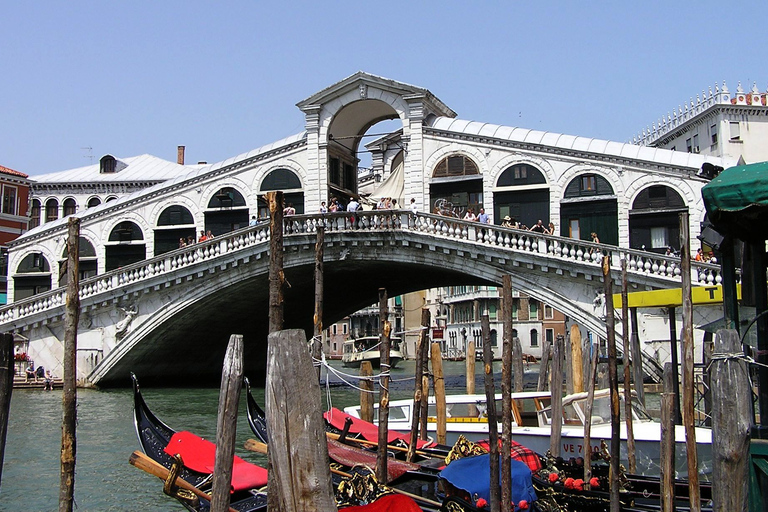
0, 165, 29, 179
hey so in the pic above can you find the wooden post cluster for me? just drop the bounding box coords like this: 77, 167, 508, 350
211, 335, 244, 512
537, 341, 551, 392
408, 309, 430, 462
376, 288, 391, 484
481, 315, 500, 512
679, 212, 700, 512
59, 217, 80, 512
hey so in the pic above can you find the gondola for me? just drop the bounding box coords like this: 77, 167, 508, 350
133, 374, 432, 512
244, 382, 712, 512
131, 373, 269, 512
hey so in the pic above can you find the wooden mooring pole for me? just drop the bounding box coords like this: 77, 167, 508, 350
679, 212, 700, 512
602, 255, 620, 512
583, 336, 599, 490
211, 334, 244, 512
549, 334, 563, 458
59, 217, 80, 512
265, 329, 337, 512
537, 340, 551, 392
621, 258, 637, 474
466, 334, 477, 418
359, 362, 374, 424
376, 288, 391, 484
407, 308, 430, 462
266, 191, 285, 334
312, 225, 324, 382
432, 342, 446, 445
482, 314, 500, 512
571, 323, 584, 393
0, 332, 13, 486
660, 363, 676, 512
501, 275, 514, 512
711, 329, 750, 511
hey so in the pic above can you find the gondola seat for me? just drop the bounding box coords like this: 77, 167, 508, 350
163, 430, 268, 492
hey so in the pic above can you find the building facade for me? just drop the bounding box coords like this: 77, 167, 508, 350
633, 81, 768, 165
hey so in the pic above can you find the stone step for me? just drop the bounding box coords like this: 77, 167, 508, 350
12, 376, 63, 390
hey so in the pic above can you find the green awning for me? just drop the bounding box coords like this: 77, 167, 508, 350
702, 161, 768, 242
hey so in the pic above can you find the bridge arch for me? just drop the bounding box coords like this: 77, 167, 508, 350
89, 226, 615, 386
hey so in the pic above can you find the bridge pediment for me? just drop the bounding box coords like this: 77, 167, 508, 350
296, 71, 456, 119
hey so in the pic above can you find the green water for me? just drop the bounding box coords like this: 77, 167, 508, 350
1, 359, 504, 511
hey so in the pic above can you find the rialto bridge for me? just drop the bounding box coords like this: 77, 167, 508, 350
1, 212, 725, 387
6, 72, 734, 386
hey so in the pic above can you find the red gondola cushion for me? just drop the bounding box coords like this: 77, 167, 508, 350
163, 431, 268, 492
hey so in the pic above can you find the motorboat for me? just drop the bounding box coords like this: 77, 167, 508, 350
343, 388, 713, 479
341, 335, 403, 369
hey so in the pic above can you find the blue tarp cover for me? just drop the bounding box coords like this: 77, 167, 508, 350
439, 454, 537, 509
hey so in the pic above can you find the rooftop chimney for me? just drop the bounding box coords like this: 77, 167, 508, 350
177, 145, 185, 165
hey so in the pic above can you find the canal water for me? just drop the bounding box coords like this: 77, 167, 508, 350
1, 359, 519, 511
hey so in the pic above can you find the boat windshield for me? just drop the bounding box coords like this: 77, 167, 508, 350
575, 395, 655, 424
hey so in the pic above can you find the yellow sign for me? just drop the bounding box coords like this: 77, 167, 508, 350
612, 284, 741, 308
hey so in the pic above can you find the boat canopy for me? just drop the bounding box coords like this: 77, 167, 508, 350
702, 161, 768, 242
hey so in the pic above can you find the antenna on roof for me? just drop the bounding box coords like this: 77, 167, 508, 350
81, 146, 93, 163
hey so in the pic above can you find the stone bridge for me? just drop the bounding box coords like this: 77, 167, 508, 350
0, 211, 724, 387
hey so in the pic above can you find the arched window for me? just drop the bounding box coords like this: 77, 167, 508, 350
87, 197, 102, 208
29, 199, 41, 229
59, 237, 98, 285
632, 185, 685, 210
207, 187, 246, 209
629, 185, 687, 253
563, 174, 614, 198
105, 196, 118, 203
109, 221, 144, 242
259, 169, 304, 218
158, 205, 194, 226
561, 173, 618, 244
432, 155, 479, 178
14, 252, 52, 300
45, 199, 58, 223
494, 163, 549, 227
496, 164, 546, 187
106, 221, 146, 271
530, 329, 539, 347
155, 205, 196, 256
17, 253, 50, 273
63, 198, 77, 217
205, 187, 248, 235
260, 169, 302, 191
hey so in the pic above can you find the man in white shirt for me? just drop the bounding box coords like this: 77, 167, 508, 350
347, 198, 360, 212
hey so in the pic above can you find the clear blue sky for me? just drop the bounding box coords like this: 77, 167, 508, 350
3, 1, 766, 176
